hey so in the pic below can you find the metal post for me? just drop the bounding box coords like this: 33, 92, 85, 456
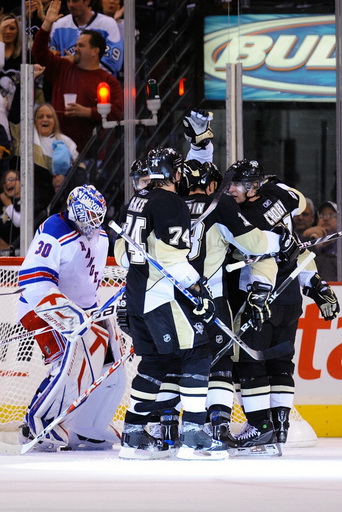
123, 0, 136, 203
336, 0, 342, 282
225, 63, 244, 168
20, 64, 34, 255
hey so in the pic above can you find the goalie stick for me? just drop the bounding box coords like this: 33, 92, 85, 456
20, 346, 134, 454
211, 250, 316, 367
226, 228, 340, 272
109, 220, 288, 362
0, 286, 126, 347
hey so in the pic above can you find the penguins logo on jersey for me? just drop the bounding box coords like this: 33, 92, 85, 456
215, 334, 224, 344
194, 322, 205, 335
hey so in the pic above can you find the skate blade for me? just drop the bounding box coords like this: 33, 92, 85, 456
118, 446, 171, 460
228, 443, 282, 457
176, 446, 229, 460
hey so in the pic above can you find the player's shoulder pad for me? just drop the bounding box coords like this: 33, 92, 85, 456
39, 213, 77, 240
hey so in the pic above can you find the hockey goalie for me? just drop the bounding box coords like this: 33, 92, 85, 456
17, 185, 125, 451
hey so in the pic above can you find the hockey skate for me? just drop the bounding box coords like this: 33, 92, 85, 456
119, 423, 170, 460
210, 411, 239, 450
60, 432, 117, 451
231, 419, 282, 457
272, 407, 290, 444
176, 421, 229, 460
160, 411, 180, 453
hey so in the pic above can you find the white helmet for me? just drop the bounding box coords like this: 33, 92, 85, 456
67, 184, 107, 238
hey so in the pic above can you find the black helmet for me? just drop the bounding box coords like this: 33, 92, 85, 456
147, 147, 184, 182
130, 159, 150, 190
183, 159, 222, 191
229, 159, 265, 183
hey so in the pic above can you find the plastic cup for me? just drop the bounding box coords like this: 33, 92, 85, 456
63, 93, 77, 106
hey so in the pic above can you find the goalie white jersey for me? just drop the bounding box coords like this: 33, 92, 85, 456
18, 212, 109, 321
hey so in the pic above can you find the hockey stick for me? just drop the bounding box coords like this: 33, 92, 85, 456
226, 229, 340, 272
20, 346, 134, 454
0, 287, 126, 347
191, 169, 234, 229
211, 250, 316, 367
109, 220, 280, 361
0, 287, 25, 296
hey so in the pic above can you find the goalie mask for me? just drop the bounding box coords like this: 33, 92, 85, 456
67, 184, 107, 238
130, 159, 150, 191
228, 159, 265, 194
147, 147, 184, 183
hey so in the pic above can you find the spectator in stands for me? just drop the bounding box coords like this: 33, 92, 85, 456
32, 0, 124, 154
0, 169, 20, 252
293, 197, 316, 241
50, 0, 123, 77
100, 0, 124, 40
302, 200, 338, 281
0, 124, 11, 176
34, 103, 80, 206
0, 13, 22, 152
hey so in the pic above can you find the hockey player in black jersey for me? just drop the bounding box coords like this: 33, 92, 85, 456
227, 159, 340, 450
114, 147, 226, 460
180, 158, 290, 453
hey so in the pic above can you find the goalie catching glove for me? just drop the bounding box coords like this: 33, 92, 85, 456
183, 108, 214, 147
246, 281, 272, 331
303, 273, 340, 321
116, 293, 131, 336
189, 277, 216, 323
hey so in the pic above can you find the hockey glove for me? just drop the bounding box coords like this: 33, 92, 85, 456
183, 108, 214, 147
246, 282, 272, 331
190, 277, 216, 324
274, 225, 301, 262
303, 273, 340, 321
116, 293, 131, 336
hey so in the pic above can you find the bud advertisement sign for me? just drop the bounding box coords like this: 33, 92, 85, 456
204, 15, 336, 101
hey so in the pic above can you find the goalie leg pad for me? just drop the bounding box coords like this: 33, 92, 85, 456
25, 323, 109, 447
21, 311, 66, 363
59, 318, 126, 443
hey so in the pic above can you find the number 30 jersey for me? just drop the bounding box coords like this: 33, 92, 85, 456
114, 187, 200, 315
18, 212, 109, 321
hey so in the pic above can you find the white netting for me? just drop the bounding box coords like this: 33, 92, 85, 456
0, 257, 317, 448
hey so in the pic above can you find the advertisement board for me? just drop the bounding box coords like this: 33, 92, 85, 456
294, 285, 342, 435
205, 15, 336, 101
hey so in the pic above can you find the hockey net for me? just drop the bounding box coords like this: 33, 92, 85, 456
0, 257, 317, 449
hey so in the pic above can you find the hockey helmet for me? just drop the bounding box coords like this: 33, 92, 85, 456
130, 159, 150, 190
147, 147, 184, 182
228, 159, 265, 183
67, 184, 107, 238
183, 160, 222, 191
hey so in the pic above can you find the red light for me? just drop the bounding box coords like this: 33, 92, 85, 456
178, 78, 187, 96
97, 82, 111, 104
